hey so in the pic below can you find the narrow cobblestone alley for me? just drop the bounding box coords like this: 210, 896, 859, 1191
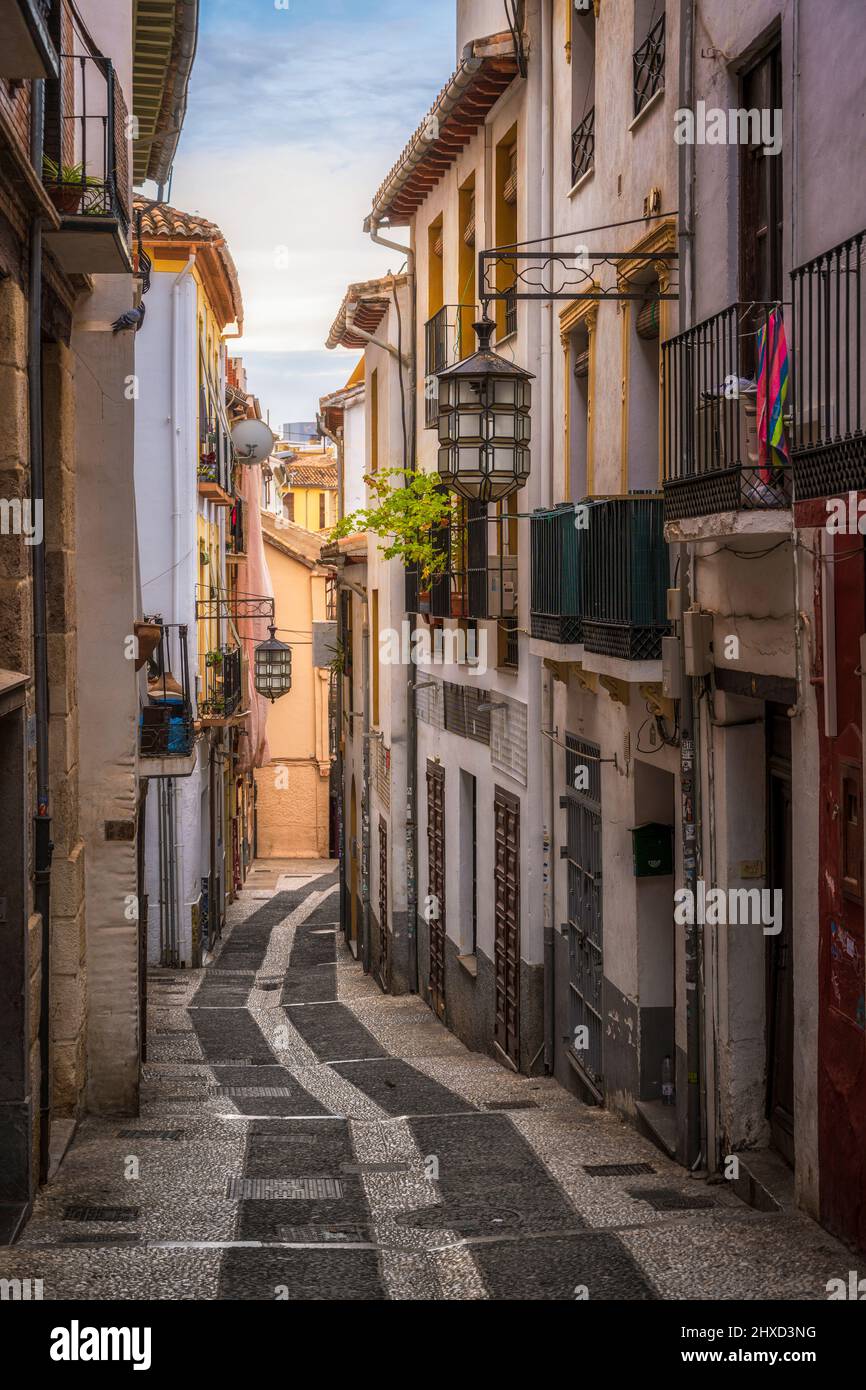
0, 863, 851, 1302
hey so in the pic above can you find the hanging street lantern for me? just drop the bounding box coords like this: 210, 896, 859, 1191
254, 626, 292, 701
436, 312, 534, 503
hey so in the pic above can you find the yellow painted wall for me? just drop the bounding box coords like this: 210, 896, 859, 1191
255, 533, 330, 858
282, 485, 336, 533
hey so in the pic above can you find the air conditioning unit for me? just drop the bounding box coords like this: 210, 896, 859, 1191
488, 555, 518, 618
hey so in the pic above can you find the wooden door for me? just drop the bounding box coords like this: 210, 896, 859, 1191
766, 705, 794, 1166
494, 786, 520, 1068
426, 761, 446, 1018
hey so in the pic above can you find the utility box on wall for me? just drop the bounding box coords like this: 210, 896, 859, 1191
631, 822, 674, 877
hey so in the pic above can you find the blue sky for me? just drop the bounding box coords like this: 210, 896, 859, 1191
166, 0, 456, 429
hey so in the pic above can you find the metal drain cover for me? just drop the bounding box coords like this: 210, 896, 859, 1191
584, 1163, 656, 1177
482, 1100, 539, 1111
116, 1130, 185, 1141
255, 982, 283, 992
60, 1234, 141, 1246
627, 1187, 715, 1211
277, 1224, 372, 1244
209, 1086, 295, 1098
226, 1177, 343, 1200
63, 1206, 139, 1222
394, 1203, 525, 1235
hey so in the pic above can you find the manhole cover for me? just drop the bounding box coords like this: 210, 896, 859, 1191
209, 1086, 295, 1098
116, 1130, 186, 1141
584, 1163, 656, 1177
63, 1206, 139, 1222
226, 1177, 343, 1200
255, 982, 282, 992
394, 1203, 525, 1235
481, 1100, 538, 1111
277, 1224, 372, 1244
627, 1187, 715, 1211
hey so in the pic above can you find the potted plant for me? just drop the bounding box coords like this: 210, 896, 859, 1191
205, 650, 223, 669
42, 156, 100, 215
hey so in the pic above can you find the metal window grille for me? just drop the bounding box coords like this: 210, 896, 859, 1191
633, 11, 665, 119
489, 695, 527, 787
571, 106, 595, 186
564, 734, 603, 1089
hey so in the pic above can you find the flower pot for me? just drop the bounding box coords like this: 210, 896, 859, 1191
450, 593, 468, 618
48, 185, 84, 216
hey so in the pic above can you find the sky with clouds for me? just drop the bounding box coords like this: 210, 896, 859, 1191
165, 0, 456, 431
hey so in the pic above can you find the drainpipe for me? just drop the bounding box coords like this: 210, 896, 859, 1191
539, 0, 555, 1072
366, 218, 419, 990
171, 256, 195, 624
28, 77, 53, 1185
337, 575, 370, 969
677, 0, 702, 1171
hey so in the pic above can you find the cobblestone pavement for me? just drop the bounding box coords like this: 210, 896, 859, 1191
0, 861, 851, 1300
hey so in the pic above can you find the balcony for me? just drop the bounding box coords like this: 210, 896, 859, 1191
530, 504, 582, 649
199, 646, 243, 726
571, 107, 594, 187
0, 0, 58, 79
582, 496, 669, 662
791, 228, 866, 503
530, 496, 669, 670
198, 368, 234, 504
424, 305, 471, 428
633, 12, 665, 120
42, 41, 131, 274
404, 499, 517, 624
227, 498, 246, 561
662, 302, 793, 530
139, 623, 196, 778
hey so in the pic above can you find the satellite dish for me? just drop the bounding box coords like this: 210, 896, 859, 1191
231, 418, 275, 465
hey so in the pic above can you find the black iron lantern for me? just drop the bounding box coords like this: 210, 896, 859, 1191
254, 625, 292, 701
436, 313, 534, 503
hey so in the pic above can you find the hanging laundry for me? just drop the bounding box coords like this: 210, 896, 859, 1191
756, 307, 790, 480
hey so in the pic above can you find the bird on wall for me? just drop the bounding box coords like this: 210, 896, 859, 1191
111, 302, 146, 333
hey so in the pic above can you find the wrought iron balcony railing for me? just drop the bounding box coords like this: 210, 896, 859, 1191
571, 107, 594, 186
662, 301, 793, 521
633, 12, 665, 119
530, 496, 669, 660
582, 495, 669, 660
139, 622, 194, 759
43, 46, 129, 229
404, 499, 517, 623
530, 504, 583, 645
424, 305, 470, 427
791, 228, 866, 499
200, 645, 242, 720
504, 286, 517, 338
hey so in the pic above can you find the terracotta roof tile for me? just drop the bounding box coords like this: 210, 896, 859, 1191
134, 194, 243, 331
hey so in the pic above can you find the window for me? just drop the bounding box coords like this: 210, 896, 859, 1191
495, 130, 518, 342
633, 1, 665, 119
739, 42, 783, 307
370, 367, 379, 472
283, 493, 295, 522
428, 215, 444, 318
571, 6, 596, 187
459, 770, 478, 957
458, 173, 476, 359
371, 589, 380, 726
319, 492, 326, 529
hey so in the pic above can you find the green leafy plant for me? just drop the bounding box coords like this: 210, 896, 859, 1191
42, 156, 103, 212
329, 469, 457, 582
205, 650, 223, 669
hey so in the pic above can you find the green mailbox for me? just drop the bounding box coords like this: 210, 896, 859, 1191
631, 822, 673, 877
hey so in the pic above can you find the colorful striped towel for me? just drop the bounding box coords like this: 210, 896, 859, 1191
756, 308, 790, 481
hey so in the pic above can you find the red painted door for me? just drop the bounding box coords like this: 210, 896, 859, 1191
818, 530, 866, 1250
